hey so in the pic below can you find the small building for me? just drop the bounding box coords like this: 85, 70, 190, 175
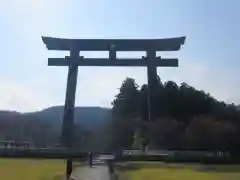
0, 140, 15, 149
0, 140, 33, 149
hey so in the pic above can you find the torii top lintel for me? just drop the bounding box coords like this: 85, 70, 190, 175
42, 36, 186, 51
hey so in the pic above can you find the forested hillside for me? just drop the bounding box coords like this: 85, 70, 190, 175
109, 77, 240, 156
0, 107, 110, 149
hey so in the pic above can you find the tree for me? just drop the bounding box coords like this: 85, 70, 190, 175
111, 78, 141, 151
112, 77, 140, 118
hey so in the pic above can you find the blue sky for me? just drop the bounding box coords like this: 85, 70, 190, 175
0, 0, 239, 112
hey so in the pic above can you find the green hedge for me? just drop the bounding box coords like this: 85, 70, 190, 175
0, 149, 88, 159
115, 154, 167, 161
115, 155, 240, 164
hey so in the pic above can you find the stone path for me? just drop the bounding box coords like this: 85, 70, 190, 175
70, 157, 112, 180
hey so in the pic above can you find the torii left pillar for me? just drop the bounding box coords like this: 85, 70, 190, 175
61, 49, 79, 179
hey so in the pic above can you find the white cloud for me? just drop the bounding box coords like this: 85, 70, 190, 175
0, 81, 51, 112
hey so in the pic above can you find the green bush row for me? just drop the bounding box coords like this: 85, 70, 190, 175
115, 155, 240, 164
0, 149, 88, 159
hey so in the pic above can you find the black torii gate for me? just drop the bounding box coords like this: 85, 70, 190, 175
42, 36, 186, 178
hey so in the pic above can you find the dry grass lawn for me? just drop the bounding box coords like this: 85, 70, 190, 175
116, 162, 240, 180
0, 158, 67, 180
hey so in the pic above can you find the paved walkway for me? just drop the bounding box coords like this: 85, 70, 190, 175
70, 158, 111, 180
70, 166, 111, 180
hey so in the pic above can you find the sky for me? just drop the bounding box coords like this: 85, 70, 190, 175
0, 0, 239, 112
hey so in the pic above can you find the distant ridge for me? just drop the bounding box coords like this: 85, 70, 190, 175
0, 106, 111, 130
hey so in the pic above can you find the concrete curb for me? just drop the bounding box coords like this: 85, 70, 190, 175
106, 160, 118, 180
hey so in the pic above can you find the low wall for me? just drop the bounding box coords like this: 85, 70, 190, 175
0, 148, 88, 159
116, 154, 240, 164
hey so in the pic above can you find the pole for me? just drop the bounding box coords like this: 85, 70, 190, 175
146, 49, 158, 148
61, 49, 79, 179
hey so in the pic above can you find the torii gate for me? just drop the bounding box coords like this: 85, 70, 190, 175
42, 36, 186, 178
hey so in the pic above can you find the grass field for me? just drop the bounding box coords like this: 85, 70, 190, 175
0, 158, 66, 180
116, 162, 240, 180
2, 159, 240, 180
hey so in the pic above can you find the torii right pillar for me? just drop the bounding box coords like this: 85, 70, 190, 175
144, 37, 186, 149
146, 49, 158, 122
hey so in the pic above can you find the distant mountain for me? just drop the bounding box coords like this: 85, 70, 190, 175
26, 106, 111, 130
0, 106, 111, 133
0, 110, 58, 146
0, 106, 111, 147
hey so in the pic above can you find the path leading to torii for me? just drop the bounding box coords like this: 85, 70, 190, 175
70, 155, 113, 180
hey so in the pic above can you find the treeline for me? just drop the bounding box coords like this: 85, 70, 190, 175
0, 112, 58, 147
0, 111, 108, 152
107, 77, 240, 156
